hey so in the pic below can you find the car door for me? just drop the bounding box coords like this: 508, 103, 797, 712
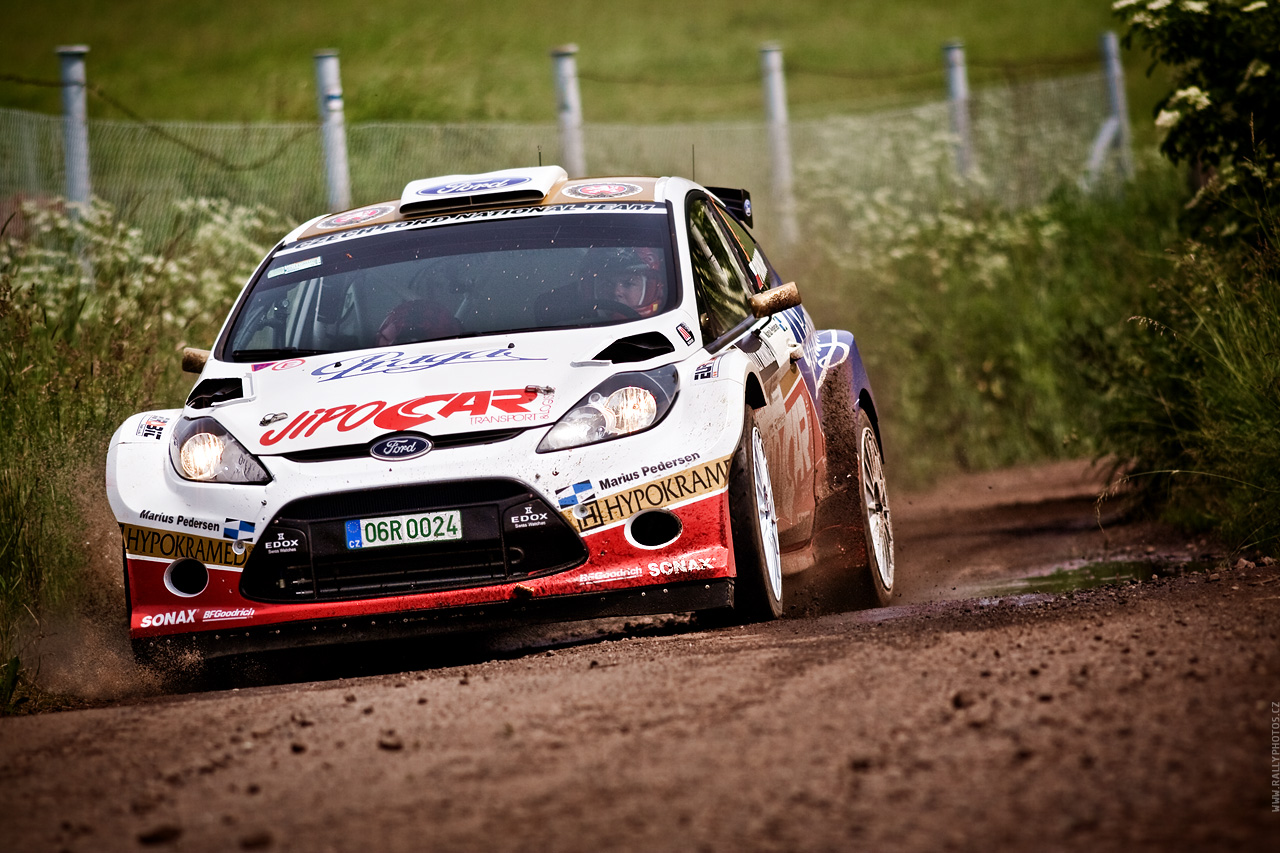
685, 194, 817, 546
711, 201, 822, 546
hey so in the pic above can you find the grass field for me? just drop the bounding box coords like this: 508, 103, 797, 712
2, 0, 1168, 128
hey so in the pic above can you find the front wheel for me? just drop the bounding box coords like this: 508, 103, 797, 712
728, 407, 784, 621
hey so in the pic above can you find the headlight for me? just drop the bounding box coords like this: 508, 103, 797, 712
537, 365, 678, 452
170, 418, 271, 484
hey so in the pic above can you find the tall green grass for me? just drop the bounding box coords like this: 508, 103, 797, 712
0, 199, 285, 668
1095, 210, 1280, 551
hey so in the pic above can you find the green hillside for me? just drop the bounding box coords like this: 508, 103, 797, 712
1, 0, 1161, 124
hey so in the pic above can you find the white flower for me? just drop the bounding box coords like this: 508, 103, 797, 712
1170, 86, 1212, 110
1180, 0, 1208, 12
1146, 0, 1172, 9
1243, 59, 1271, 80
1156, 109, 1182, 130
1243, 2, 1267, 12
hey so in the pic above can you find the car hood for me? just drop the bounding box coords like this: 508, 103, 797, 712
197, 326, 690, 455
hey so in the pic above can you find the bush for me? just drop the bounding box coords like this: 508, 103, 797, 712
797, 159, 1185, 486
1099, 1, 1280, 552
1114, 0, 1280, 238
1097, 208, 1280, 549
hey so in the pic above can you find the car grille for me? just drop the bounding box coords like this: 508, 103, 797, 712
239, 479, 587, 603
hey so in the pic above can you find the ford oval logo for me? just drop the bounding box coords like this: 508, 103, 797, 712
416, 176, 531, 196
370, 435, 433, 461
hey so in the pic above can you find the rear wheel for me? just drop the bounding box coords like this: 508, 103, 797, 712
728, 407, 784, 621
851, 409, 895, 606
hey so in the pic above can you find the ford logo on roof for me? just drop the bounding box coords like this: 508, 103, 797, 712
370, 435, 433, 461
416, 177, 532, 197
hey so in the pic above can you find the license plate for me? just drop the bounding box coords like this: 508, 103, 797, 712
345, 511, 463, 550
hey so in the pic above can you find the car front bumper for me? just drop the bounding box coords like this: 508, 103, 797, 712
109, 382, 746, 650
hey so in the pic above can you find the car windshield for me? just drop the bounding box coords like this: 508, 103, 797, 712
222, 206, 676, 362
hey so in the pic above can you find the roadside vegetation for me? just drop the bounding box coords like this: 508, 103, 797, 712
797, 157, 1185, 485
1096, 0, 1280, 550
804, 0, 1280, 553
0, 200, 284, 698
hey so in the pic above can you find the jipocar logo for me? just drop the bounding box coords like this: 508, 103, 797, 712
259, 388, 549, 445
417, 177, 531, 196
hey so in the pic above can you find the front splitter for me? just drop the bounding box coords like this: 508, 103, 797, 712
132, 578, 735, 660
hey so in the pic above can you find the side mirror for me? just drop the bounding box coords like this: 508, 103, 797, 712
749, 282, 802, 318
182, 347, 210, 374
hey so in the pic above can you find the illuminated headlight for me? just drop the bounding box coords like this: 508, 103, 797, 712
538, 365, 677, 452
170, 418, 271, 484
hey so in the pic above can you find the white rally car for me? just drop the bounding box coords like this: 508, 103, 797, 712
106, 166, 895, 660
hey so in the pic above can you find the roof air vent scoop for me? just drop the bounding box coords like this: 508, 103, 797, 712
399, 166, 568, 217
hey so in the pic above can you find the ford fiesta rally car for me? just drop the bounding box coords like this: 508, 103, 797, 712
106, 166, 895, 660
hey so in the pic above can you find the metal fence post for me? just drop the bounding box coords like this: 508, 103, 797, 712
57, 45, 91, 214
760, 43, 798, 246
314, 50, 352, 211
1101, 30, 1133, 180
550, 44, 587, 178
943, 42, 973, 180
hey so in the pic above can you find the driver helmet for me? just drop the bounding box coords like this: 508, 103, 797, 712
596, 248, 666, 317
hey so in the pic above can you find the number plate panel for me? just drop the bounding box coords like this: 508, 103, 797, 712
345, 511, 463, 550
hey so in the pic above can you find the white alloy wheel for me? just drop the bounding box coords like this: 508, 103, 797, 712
859, 423, 895, 593
751, 425, 783, 602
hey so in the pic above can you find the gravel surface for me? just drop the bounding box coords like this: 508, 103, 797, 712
1, 460, 1277, 852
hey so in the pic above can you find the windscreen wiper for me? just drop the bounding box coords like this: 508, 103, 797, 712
231, 348, 330, 361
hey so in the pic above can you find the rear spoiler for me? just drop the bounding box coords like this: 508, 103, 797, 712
706, 186, 753, 229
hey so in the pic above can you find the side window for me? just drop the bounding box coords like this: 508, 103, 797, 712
714, 204, 780, 294
687, 197, 754, 342
229, 279, 313, 352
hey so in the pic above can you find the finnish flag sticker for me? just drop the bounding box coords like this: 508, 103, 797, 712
556, 480, 596, 508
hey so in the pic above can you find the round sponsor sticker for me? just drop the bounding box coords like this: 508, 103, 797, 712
315, 204, 396, 230
563, 182, 644, 200
272, 359, 306, 371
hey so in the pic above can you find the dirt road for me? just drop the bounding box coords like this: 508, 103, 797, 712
2, 461, 1278, 851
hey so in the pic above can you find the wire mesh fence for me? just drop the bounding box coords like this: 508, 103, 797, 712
0, 70, 1123, 246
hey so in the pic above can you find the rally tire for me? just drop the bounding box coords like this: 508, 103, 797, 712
728, 407, 784, 621
850, 409, 895, 607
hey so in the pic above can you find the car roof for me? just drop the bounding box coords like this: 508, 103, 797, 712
284, 167, 678, 245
